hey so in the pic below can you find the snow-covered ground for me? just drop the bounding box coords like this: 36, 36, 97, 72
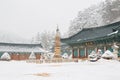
0, 59, 120, 80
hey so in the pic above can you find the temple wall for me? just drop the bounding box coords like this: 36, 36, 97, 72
71, 42, 120, 59
0, 52, 42, 60
35, 53, 41, 60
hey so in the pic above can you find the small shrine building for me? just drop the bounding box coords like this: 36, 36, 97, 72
0, 43, 45, 60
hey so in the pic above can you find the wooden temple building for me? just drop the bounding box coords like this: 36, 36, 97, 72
61, 21, 120, 59
0, 43, 45, 60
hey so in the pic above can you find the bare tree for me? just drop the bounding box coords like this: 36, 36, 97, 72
35, 32, 41, 44
38, 31, 55, 51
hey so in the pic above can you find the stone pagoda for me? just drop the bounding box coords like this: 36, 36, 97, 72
54, 26, 61, 58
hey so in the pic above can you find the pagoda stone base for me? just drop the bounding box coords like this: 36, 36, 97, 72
53, 54, 62, 59
26, 58, 78, 63
44, 58, 78, 63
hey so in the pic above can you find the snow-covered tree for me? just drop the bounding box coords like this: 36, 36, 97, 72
31, 37, 35, 44
68, 3, 104, 36
32, 31, 55, 51
38, 31, 55, 51
35, 32, 41, 44
102, 0, 120, 24
68, 0, 120, 36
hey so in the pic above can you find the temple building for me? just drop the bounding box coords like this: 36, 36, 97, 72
61, 21, 120, 59
0, 42, 45, 60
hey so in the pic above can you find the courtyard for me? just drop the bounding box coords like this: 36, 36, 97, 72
0, 59, 120, 80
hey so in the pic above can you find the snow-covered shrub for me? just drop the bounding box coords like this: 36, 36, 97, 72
46, 53, 54, 59
62, 53, 69, 59
102, 50, 114, 59
68, 54, 72, 59
29, 52, 36, 60
0, 52, 11, 60
88, 51, 98, 62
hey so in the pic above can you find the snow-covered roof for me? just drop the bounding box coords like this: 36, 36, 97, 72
0, 42, 46, 53
107, 30, 118, 36
61, 21, 120, 44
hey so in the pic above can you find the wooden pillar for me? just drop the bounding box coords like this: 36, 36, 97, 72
85, 47, 87, 58
95, 47, 97, 53
72, 48, 74, 58
104, 46, 106, 52
78, 48, 80, 58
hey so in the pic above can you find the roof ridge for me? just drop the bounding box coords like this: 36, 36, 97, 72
0, 42, 41, 45
83, 21, 120, 29
0, 42, 43, 48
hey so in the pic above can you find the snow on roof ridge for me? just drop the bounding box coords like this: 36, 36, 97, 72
0, 42, 46, 53
0, 42, 41, 45
83, 20, 120, 30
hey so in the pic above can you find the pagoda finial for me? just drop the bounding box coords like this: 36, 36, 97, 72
56, 24, 59, 32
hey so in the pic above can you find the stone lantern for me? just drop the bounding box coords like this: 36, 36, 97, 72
112, 43, 119, 60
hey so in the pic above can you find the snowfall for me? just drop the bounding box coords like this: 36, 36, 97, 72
0, 59, 120, 80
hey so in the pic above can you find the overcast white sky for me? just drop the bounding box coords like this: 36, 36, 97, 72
0, 0, 104, 40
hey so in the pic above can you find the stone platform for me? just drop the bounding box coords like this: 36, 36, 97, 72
26, 58, 78, 64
